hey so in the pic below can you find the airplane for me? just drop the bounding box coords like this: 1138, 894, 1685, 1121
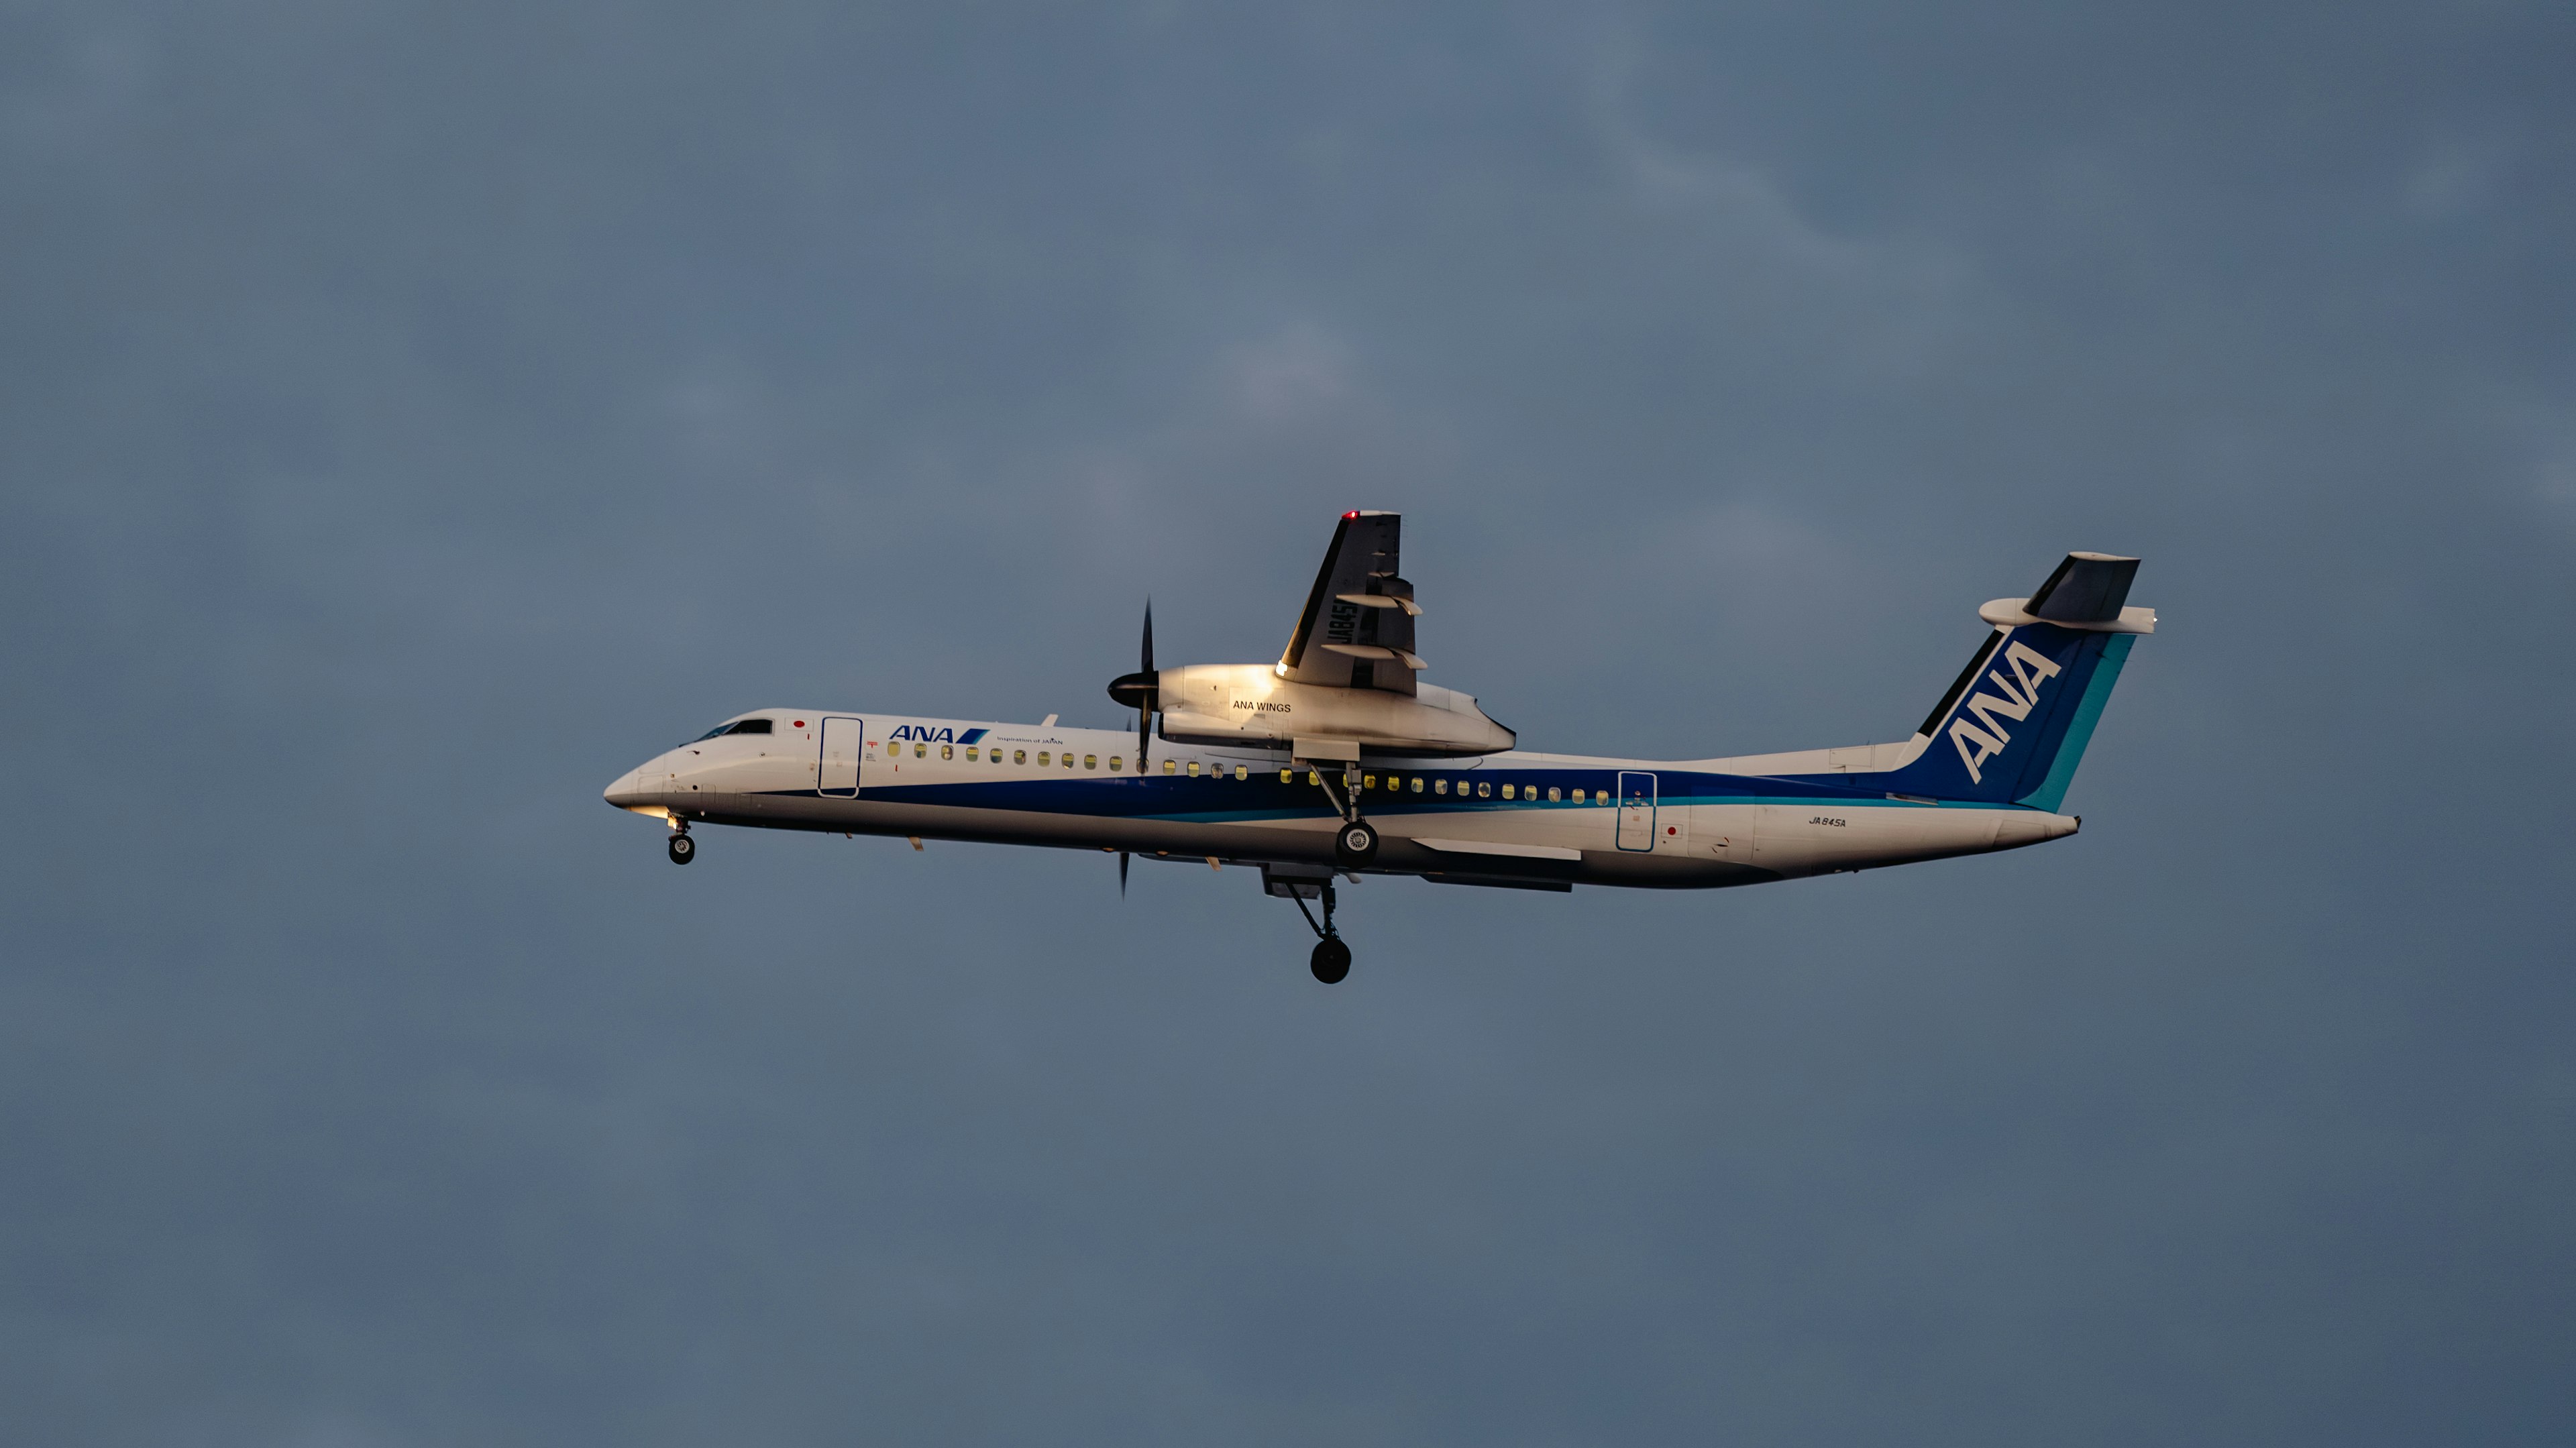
604, 512, 2154, 984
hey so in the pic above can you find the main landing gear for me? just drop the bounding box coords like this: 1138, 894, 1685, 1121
1316, 763, 1379, 868
1291, 879, 1352, 985
667, 824, 695, 865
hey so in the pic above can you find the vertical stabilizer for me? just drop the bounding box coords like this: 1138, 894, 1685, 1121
1877, 554, 2152, 809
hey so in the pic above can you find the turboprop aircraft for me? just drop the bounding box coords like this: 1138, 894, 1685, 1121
604, 512, 2153, 983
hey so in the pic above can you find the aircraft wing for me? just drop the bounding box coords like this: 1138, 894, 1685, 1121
1277, 510, 1423, 693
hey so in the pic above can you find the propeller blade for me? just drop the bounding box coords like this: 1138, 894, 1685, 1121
1138, 598, 1153, 768
1106, 600, 1159, 769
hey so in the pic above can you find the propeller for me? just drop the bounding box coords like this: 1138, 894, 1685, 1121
1106, 600, 1157, 901
1105, 598, 1157, 771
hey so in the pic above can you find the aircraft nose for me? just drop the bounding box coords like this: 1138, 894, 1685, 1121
604, 767, 645, 809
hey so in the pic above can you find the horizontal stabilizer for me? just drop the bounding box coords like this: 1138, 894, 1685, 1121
2026, 551, 2139, 624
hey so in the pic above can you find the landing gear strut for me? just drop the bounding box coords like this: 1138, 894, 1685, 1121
1314, 762, 1379, 867
667, 824, 696, 865
1291, 879, 1352, 984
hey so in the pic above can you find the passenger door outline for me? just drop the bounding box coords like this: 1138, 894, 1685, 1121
1615, 771, 1657, 852
818, 716, 865, 797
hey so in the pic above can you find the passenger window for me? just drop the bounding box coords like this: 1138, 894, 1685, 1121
1362, 774, 1375, 789
1164, 759, 1177, 775
1234, 765, 1248, 781
1410, 777, 1423, 793
1279, 769, 1293, 783
965, 746, 978, 761
941, 744, 953, 761
1038, 751, 1051, 767
912, 742, 925, 758
1084, 755, 1097, 770
1548, 786, 1562, 801
1435, 779, 1448, 795
1013, 749, 1026, 765
1307, 771, 1322, 786
1187, 761, 1200, 776
1477, 781, 1491, 798
1110, 755, 1122, 771
1501, 784, 1515, 800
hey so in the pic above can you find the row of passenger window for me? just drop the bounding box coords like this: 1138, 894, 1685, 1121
1360, 773, 1603, 802
880, 743, 1114, 768
873, 740, 1603, 802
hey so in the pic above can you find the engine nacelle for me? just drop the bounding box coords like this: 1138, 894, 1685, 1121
1155, 663, 1514, 759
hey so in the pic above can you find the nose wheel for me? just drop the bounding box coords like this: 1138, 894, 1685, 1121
667, 828, 696, 865
1290, 879, 1353, 984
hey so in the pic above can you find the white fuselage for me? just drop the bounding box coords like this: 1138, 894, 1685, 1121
604, 712, 2076, 889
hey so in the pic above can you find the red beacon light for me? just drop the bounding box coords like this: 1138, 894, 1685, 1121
1343, 510, 1358, 518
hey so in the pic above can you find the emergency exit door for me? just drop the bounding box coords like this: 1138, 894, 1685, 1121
1615, 771, 1657, 851
818, 716, 865, 797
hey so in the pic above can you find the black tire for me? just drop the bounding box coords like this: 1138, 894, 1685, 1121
1310, 936, 1352, 985
667, 833, 696, 865
1333, 818, 1379, 867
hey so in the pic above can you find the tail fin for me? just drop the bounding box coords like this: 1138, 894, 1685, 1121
1878, 553, 2153, 810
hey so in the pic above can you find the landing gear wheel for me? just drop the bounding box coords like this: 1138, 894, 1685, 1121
1310, 936, 1352, 985
1333, 818, 1379, 867
667, 832, 696, 865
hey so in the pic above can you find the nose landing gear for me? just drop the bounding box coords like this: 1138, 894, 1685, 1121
667, 824, 696, 865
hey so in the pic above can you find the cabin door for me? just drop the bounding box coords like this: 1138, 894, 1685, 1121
1615, 771, 1658, 852
818, 716, 865, 797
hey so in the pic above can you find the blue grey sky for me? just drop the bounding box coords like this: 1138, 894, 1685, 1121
4, 3, 2572, 1444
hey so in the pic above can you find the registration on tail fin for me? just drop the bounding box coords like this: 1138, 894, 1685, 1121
1878, 553, 2155, 810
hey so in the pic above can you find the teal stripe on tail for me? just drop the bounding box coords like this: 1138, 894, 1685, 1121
2015, 632, 2133, 811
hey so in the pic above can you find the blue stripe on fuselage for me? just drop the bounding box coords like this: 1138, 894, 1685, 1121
757, 765, 2025, 822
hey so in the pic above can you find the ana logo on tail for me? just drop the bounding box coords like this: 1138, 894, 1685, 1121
1949, 640, 2062, 783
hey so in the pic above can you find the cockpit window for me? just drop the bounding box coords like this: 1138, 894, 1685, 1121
692, 718, 773, 741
